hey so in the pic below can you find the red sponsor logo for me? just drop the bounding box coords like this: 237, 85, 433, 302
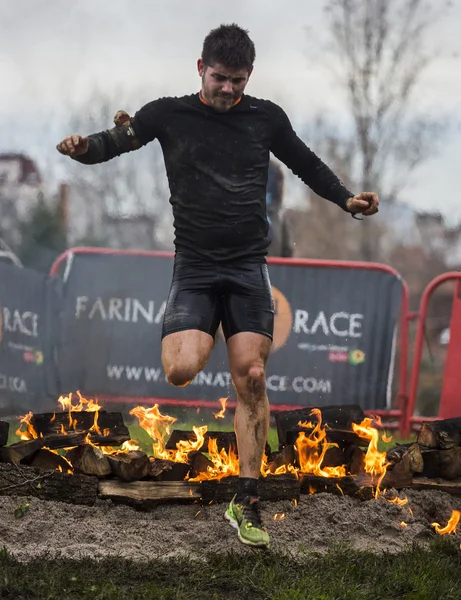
329, 351, 348, 363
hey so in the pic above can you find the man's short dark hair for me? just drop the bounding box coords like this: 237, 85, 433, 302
202, 24, 256, 70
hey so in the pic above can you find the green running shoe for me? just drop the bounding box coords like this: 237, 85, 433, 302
225, 495, 270, 548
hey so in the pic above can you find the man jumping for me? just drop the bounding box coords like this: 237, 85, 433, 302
56, 23, 379, 549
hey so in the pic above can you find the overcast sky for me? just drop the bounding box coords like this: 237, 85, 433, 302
1, 0, 461, 222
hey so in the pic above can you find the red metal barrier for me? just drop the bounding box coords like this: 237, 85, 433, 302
50, 247, 410, 430
406, 273, 461, 437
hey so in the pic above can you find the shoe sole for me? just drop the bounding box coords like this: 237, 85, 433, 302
224, 510, 270, 549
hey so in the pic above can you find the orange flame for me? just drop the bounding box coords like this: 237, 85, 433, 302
58, 391, 102, 413
295, 409, 346, 478
213, 397, 228, 419
273, 513, 285, 520
401, 522, 408, 528
352, 417, 390, 497
129, 404, 177, 459
432, 510, 461, 535
15, 411, 40, 440
387, 496, 408, 507
382, 433, 393, 443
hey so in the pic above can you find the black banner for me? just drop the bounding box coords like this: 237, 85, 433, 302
0, 263, 58, 412
56, 252, 402, 410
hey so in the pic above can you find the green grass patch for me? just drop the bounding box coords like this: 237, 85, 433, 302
1, 540, 460, 600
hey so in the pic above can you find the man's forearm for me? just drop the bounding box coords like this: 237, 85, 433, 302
72, 124, 142, 165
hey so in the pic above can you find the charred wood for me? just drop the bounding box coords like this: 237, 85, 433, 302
66, 445, 112, 478
107, 451, 150, 482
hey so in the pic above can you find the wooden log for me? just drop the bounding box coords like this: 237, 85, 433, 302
417, 418, 461, 449
66, 445, 112, 478
285, 428, 367, 448
41, 432, 87, 450
0, 420, 9, 447
421, 447, 461, 480
411, 476, 461, 496
344, 445, 365, 475
0, 438, 44, 465
299, 473, 364, 497
200, 474, 300, 504
165, 430, 271, 457
107, 451, 150, 482
188, 451, 214, 479
0, 462, 98, 505
30, 411, 129, 445
148, 458, 190, 482
386, 443, 424, 474
275, 404, 366, 447
98, 480, 201, 508
25, 449, 73, 473
41, 431, 129, 450
381, 444, 423, 489
266, 445, 296, 474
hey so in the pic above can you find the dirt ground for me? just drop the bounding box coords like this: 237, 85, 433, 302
0, 488, 460, 561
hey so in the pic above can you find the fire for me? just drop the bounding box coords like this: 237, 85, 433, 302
273, 513, 285, 520
401, 522, 408, 528
129, 405, 177, 458
382, 433, 393, 443
387, 496, 408, 507
189, 436, 239, 481
58, 391, 102, 413
352, 417, 390, 497
295, 409, 346, 478
432, 510, 461, 535
213, 397, 228, 419
15, 411, 40, 440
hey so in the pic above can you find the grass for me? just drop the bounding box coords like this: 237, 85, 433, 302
1, 540, 461, 600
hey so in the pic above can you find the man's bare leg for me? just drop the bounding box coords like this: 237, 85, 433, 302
227, 332, 271, 478
162, 329, 214, 387
224, 331, 271, 547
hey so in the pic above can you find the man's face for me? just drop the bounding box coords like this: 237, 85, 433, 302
197, 59, 252, 113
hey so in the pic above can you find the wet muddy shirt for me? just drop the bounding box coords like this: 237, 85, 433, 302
76, 93, 354, 261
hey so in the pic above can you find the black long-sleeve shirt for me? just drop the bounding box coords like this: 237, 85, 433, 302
75, 93, 354, 261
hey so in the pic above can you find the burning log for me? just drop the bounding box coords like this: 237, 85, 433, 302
381, 443, 423, 489
344, 444, 365, 475
299, 473, 364, 497
421, 447, 461, 480
98, 480, 202, 508
188, 451, 214, 479
107, 451, 150, 482
200, 474, 300, 504
149, 458, 191, 482
30, 411, 130, 446
66, 445, 112, 478
39, 432, 87, 450
165, 430, 271, 457
285, 428, 366, 448
25, 449, 73, 473
275, 404, 366, 447
0, 462, 98, 505
417, 418, 461, 449
0, 438, 44, 465
266, 445, 296, 474
0, 421, 9, 447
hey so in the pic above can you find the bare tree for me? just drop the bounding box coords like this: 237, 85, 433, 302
62, 89, 172, 250
304, 0, 449, 260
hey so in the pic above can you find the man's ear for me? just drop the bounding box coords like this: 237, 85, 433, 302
197, 58, 205, 77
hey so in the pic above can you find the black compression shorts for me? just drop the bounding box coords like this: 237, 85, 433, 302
161, 253, 274, 341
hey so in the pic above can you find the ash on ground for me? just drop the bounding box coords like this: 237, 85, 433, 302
0, 489, 459, 561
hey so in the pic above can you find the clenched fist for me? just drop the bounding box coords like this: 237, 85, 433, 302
346, 192, 379, 217
56, 134, 89, 157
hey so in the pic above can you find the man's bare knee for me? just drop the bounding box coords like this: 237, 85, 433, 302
162, 329, 214, 388
233, 361, 267, 402
165, 364, 197, 387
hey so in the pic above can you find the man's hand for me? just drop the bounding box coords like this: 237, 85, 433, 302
346, 192, 379, 217
56, 134, 89, 157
